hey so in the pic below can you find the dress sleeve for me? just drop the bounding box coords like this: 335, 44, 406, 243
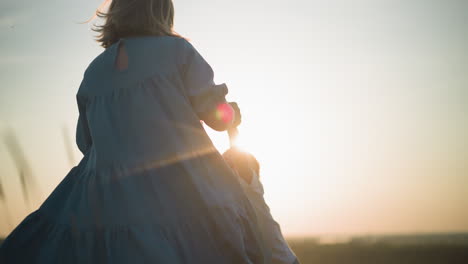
76, 94, 92, 155
181, 40, 228, 116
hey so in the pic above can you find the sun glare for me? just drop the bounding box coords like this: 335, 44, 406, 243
228, 131, 250, 152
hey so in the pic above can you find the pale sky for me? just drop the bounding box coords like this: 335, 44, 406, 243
1, 0, 468, 238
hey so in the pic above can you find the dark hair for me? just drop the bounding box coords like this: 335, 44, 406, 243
93, 0, 180, 48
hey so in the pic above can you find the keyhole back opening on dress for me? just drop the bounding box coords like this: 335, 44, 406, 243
115, 39, 129, 72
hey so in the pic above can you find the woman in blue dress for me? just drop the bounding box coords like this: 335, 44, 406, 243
0, 0, 266, 263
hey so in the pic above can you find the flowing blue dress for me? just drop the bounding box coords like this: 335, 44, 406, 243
0, 36, 266, 263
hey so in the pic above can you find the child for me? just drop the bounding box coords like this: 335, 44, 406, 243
223, 129, 300, 264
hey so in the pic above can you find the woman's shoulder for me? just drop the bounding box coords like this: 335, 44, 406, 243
127, 35, 190, 47
77, 36, 191, 96
126, 35, 197, 62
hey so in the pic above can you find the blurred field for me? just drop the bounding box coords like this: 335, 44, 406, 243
289, 242, 468, 264
288, 234, 468, 264
2, 234, 468, 263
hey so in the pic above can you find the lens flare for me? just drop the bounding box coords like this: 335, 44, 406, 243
215, 103, 234, 123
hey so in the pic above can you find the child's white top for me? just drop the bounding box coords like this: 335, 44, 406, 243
238, 170, 298, 264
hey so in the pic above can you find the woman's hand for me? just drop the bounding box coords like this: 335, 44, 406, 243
228, 102, 241, 128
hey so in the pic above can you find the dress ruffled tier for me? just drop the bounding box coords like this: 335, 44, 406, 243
1, 153, 265, 263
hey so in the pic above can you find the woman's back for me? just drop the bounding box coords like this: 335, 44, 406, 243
0, 36, 267, 264
78, 36, 215, 168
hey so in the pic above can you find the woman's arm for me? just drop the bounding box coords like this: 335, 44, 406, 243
76, 94, 92, 155
200, 101, 241, 131
180, 40, 241, 131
